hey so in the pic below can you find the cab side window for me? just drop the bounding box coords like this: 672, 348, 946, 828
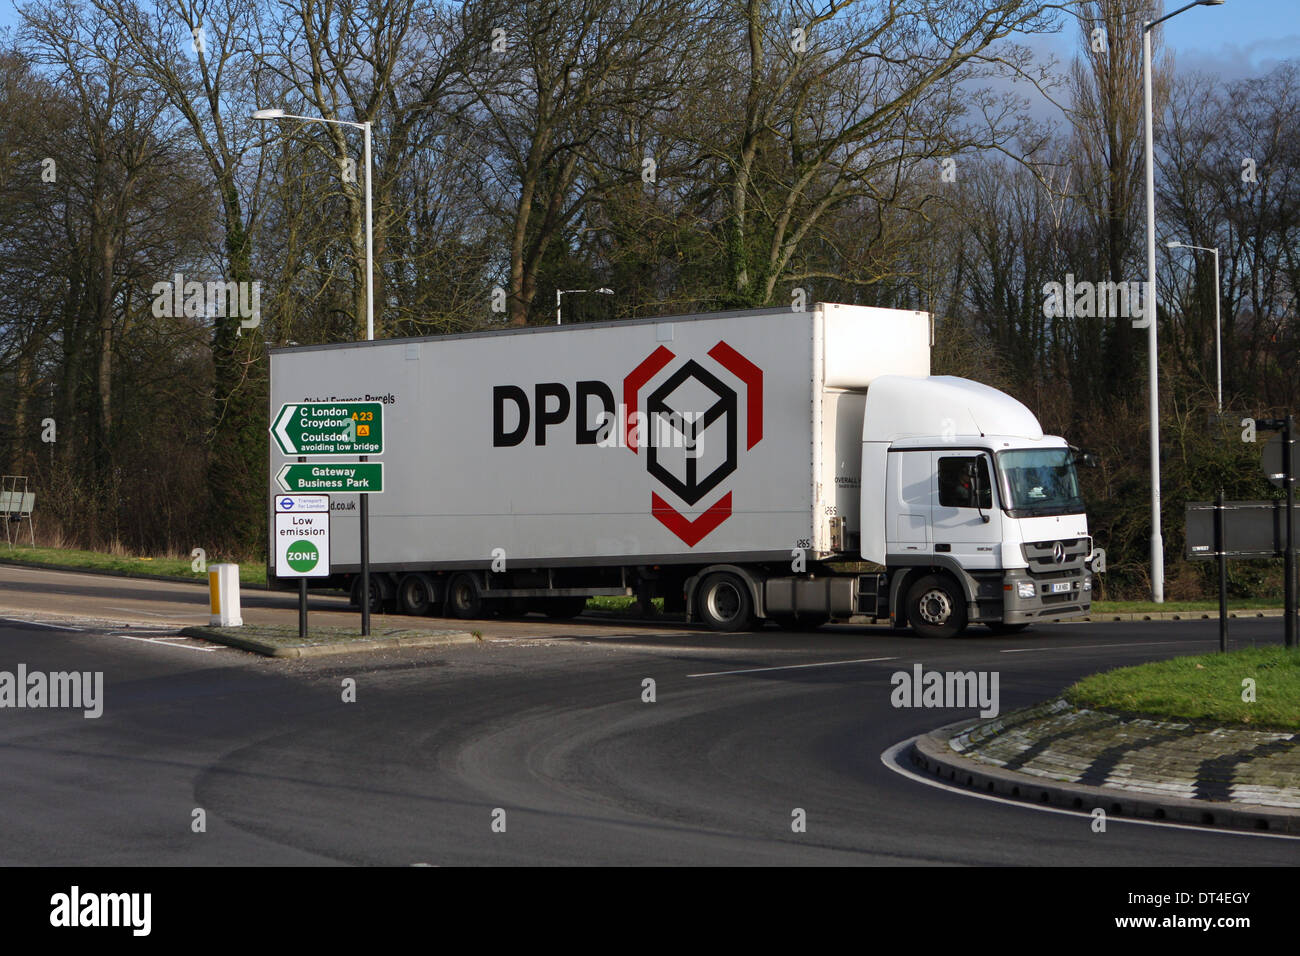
938, 456, 992, 509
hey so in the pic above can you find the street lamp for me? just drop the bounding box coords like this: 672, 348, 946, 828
556, 287, 614, 325
1167, 240, 1223, 413
1142, 0, 1224, 603
252, 108, 374, 342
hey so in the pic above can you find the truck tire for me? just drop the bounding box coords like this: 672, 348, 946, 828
397, 573, 438, 616
697, 572, 755, 632
906, 573, 967, 638
445, 573, 486, 619
541, 596, 588, 619
350, 575, 388, 614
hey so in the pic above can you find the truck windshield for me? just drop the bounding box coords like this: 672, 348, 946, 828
996, 448, 1085, 518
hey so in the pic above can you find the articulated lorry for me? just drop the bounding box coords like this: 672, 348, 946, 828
268, 303, 1098, 636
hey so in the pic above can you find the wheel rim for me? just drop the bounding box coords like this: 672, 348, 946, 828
917, 588, 952, 625
404, 580, 428, 609
452, 582, 471, 613
706, 582, 742, 622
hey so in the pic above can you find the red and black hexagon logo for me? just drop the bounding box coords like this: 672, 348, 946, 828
624, 341, 762, 546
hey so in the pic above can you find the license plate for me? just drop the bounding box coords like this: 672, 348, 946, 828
1051, 582, 1072, 594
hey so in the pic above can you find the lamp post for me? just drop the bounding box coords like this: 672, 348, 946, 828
252, 108, 374, 342
1142, 0, 1224, 603
253, 107, 377, 637
1166, 240, 1223, 413
556, 287, 615, 325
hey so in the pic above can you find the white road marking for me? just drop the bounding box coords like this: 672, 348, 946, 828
103, 606, 188, 619
688, 656, 897, 678
1000, 640, 1213, 654
109, 634, 219, 652
0, 617, 84, 632
880, 736, 1300, 841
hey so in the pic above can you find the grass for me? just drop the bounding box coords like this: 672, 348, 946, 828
0, 544, 267, 588
585, 595, 661, 613
1065, 647, 1300, 730
1091, 598, 1277, 613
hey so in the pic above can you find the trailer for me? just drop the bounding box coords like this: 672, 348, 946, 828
268, 303, 1098, 635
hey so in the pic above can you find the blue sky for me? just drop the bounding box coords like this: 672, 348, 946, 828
0, 0, 1292, 79
1081, 0, 1299, 79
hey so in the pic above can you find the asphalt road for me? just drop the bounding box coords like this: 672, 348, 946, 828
0, 563, 1294, 865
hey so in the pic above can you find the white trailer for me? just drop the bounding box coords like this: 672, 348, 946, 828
268, 303, 1098, 635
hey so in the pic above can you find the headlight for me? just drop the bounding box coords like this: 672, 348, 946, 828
1017, 581, 1036, 599
1083, 576, 1092, 592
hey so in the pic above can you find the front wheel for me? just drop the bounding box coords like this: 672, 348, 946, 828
696, 572, 755, 632
905, 573, 967, 638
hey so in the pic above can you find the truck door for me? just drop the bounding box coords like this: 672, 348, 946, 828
931, 452, 1001, 569
887, 450, 932, 554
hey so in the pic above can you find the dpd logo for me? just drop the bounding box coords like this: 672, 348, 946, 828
490, 340, 763, 547
624, 341, 763, 545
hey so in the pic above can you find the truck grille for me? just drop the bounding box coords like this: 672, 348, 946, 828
1023, 538, 1088, 573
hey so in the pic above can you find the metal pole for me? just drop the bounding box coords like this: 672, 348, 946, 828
1215, 489, 1227, 653
1143, 24, 1164, 603
556, 289, 563, 325
299, 578, 308, 640
1212, 247, 1222, 414
364, 122, 374, 342
361, 453, 371, 636
1286, 415, 1295, 649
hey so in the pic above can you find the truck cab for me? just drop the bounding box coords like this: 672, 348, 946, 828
863, 376, 1094, 636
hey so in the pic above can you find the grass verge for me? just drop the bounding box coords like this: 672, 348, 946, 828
0, 544, 266, 588
1065, 647, 1300, 730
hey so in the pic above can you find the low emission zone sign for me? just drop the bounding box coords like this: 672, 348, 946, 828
276, 462, 384, 493
271, 402, 384, 455
274, 494, 330, 578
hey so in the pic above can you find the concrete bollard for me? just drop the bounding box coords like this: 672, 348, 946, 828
208, 563, 243, 626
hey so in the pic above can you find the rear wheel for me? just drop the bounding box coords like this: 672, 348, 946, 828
397, 573, 437, 616
696, 572, 755, 632
905, 573, 967, 638
350, 575, 388, 615
445, 573, 486, 619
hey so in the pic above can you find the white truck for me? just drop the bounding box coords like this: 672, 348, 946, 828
268, 303, 1098, 636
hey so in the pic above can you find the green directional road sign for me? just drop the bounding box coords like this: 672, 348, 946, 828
270, 402, 384, 455
275, 462, 384, 493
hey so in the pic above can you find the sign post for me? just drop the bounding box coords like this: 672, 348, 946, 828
1288, 415, 1296, 649
1215, 490, 1227, 653
271, 402, 385, 638
274, 494, 331, 639
1257, 416, 1296, 648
